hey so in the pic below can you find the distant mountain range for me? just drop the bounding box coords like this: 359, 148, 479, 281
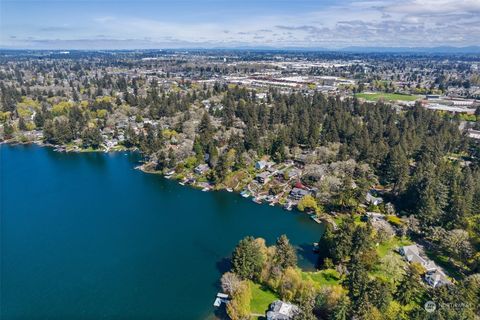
337, 46, 480, 53
228, 45, 480, 54
1, 45, 480, 54
201, 45, 480, 54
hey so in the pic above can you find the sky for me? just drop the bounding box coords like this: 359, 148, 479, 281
1, 0, 480, 49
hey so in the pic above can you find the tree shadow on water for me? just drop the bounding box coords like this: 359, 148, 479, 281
297, 243, 321, 270
212, 257, 232, 290
212, 304, 229, 320
211, 257, 233, 319
216, 256, 232, 274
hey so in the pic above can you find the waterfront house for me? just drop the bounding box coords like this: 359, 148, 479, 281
290, 187, 310, 200
266, 300, 299, 320
256, 172, 270, 184
194, 164, 210, 175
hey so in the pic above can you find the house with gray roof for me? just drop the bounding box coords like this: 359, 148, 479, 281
194, 164, 210, 175
425, 269, 451, 287
266, 300, 299, 320
256, 172, 271, 184
289, 187, 310, 200
399, 245, 437, 272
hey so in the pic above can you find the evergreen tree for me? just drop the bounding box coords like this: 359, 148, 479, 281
231, 236, 265, 280
81, 126, 103, 149
331, 296, 350, 320
274, 235, 297, 270
382, 145, 409, 194
18, 117, 27, 131
395, 263, 424, 305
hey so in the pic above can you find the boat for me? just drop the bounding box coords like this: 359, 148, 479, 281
240, 190, 250, 198
226, 188, 233, 192
202, 187, 210, 192
179, 182, 185, 186
252, 197, 263, 204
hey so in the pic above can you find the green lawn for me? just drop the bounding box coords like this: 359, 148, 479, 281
302, 269, 342, 286
250, 282, 278, 314
376, 237, 412, 258
356, 93, 420, 102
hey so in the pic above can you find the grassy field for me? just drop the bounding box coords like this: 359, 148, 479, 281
249, 282, 278, 315
356, 92, 420, 102
302, 269, 342, 286
376, 237, 412, 258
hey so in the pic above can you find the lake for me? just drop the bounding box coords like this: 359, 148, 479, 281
0, 144, 324, 319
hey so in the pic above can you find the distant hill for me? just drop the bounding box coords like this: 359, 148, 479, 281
338, 46, 480, 54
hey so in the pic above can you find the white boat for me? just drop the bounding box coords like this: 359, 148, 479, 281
253, 198, 262, 204
226, 188, 233, 192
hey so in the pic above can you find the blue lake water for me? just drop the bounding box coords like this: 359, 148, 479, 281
0, 144, 324, 319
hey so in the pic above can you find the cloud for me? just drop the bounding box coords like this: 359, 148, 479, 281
1, 0, 479, 48
385, 0, 480, 15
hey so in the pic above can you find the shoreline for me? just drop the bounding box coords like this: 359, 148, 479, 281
0, 139, 134, 154
2, 140, 328, 228
135, 160, 330, 227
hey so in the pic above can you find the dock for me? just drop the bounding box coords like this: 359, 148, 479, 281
310, 215, 322, 224
213, 292, 230, 307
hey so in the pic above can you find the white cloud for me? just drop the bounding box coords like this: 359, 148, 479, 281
2, 0, 479, 48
